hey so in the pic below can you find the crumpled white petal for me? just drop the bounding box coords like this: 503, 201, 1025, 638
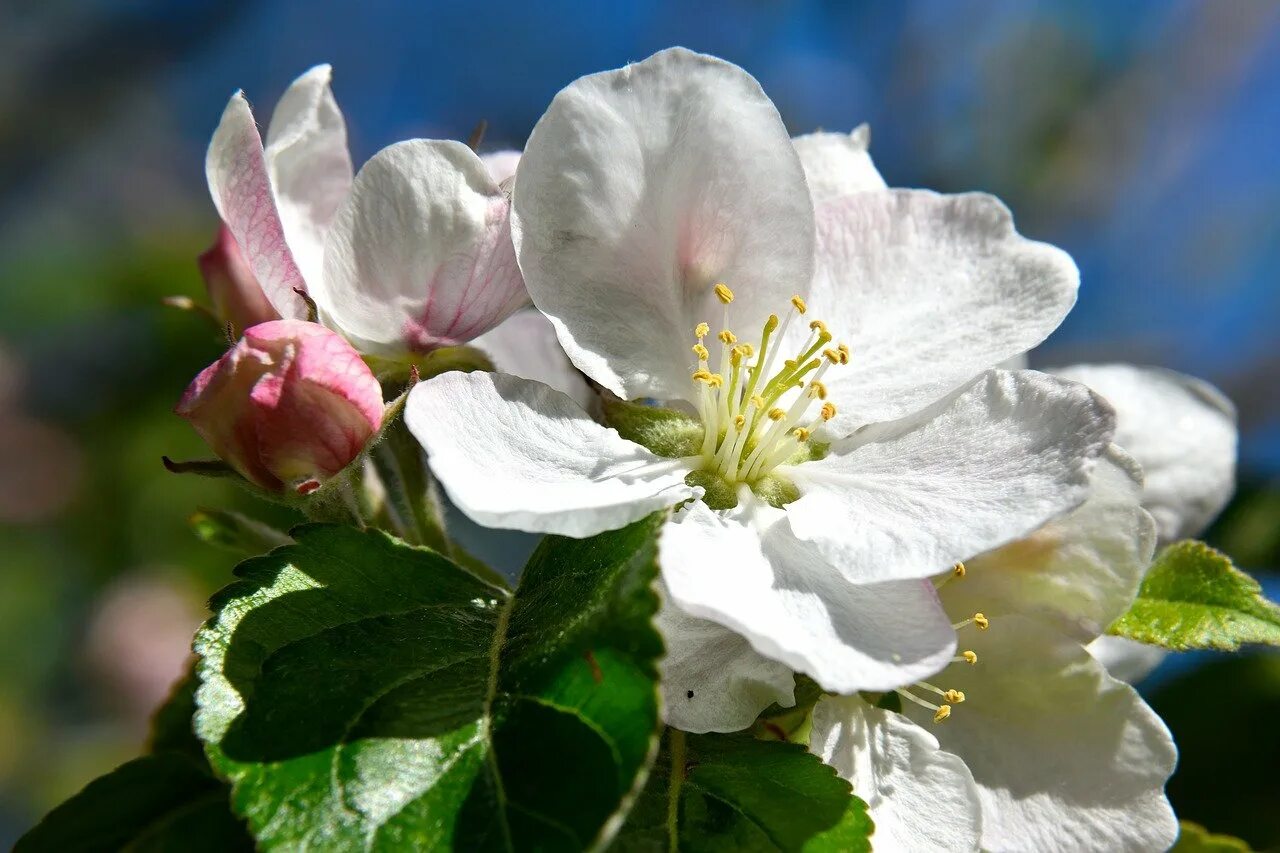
807, 191, 1079, 433
792, 124, 887, 202
263, 64, 353, 292
470, 309, 593, 412
206, 92, 310, 320
659, 499, 957, 694
1054, 363, 1237, 541
901, 616, 1178, 853
405, 371, 695, 537
512, 47, 815, 403
946, 444, 1157, 641
786, 370, 1114, 584
810, 695, 982, 853
1086, 634, 1168, 684
318, 139, 528, 356
655, 586, 795, 734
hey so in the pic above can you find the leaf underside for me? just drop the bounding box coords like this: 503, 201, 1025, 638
1108, 540, 1280, 651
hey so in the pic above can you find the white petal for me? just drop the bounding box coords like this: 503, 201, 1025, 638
902, 616, 1178, 853
809, 191, 1079, 433
470, 309, 593, 411
1086, 635, 1167, 684
659, 500, 956, 694
264, 64, 354, 290
206, 92, 310, 319
946, 445, 1157, 641
656, 588, 794, 734
792, 124, 887, 203
319, 139, 528, 356
786, 370, 1114, 583
405, 371, 694, 537
479, 149, 521, 186
1053, 363, 1237, 541
512, 47, 814, 403
810, 695, 982, 853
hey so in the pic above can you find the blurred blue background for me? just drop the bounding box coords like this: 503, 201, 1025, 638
1, 0, 1277, 846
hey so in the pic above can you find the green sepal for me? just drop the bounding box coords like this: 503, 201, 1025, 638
1107, 540, 1280, 650
603, 396, 704, 459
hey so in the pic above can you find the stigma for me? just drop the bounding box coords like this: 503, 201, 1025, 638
688, 283, 847, 489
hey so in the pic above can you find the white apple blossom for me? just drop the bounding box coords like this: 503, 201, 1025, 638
205, 65, 528, 357
407, 47, 1115, 734
810, 445, 1179, 852
1054, 364, 1237, 682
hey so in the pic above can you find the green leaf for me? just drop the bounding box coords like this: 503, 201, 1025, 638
614, 729, 873, 852
1108, 540, 1280, 650
18, 672, 251, 852
1171, 821, 1253, 852
195, 519, 664, 850
602, 397, 704, 459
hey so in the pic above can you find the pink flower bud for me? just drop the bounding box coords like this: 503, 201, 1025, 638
198, 225, 280, 334
176, 320, 383, 493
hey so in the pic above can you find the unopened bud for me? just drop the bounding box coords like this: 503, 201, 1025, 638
175, 320, 383, 493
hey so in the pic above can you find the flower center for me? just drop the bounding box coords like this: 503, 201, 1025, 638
688, 283, 847, 493
888, 562, 989, 724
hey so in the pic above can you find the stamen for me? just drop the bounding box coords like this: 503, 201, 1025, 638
953, 612, 990, 630
692, 369, 715, 384
692, 343, 709, 361
734, 415, 746, 429
895, 688, 950, 723
953, 562, 967, 579
945, 690, 966, 704
768, 408, 786, 421
820, 402, 836, 421
749, 395, 764, 410
719, 330, 737, 344
791, 295, 807, 314
934, 705, 952, 723
714, 283, 735, 304
961, 650, 978, 664
809, 380, 828, 400
837, 343, 851, 364
793, 427, 810, 441
695, 322, 710, 339
808, 319, 828, 335
822, 348, 841, 364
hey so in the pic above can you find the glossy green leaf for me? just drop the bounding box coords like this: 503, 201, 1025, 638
1171, 821, 1253, 852
195, 519, 664, 850
614, 729, 873, 851
1108, 540, 1280, 650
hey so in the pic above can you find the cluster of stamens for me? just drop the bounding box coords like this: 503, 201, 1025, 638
690, 284, 848, 485
894, 562, 989, 723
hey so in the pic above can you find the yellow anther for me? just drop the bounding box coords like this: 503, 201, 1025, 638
719, 330, 737, 344
737, 343, 755, 358
791, 295, 807, 314
837, 343, 851, 364
933, 705, 952, 723
714, 283, 735, 304
809, 380, 828, 400
953, 562, 967, 579
768, 408, 786, 421
749, 395, 765, 410
692, 369, 714, 384
730, 348, 743, 367
944, 689, 966, 704
793, 427, 811, 442
822, 348, 841, 364
962, 650, 978, 665
692, 343, 709, 361
974, 612, 990, 630
808, 319, 828, 335
695, 322, 710, 339
734, 415, 746, 429
820, 402, 837, 421
708, 373, 724, 388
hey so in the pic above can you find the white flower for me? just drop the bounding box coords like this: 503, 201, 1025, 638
205, 65, 527, 356
1053, 364, 1237, 682
406, 48, 1112, 730
810, 446, 1179, 852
